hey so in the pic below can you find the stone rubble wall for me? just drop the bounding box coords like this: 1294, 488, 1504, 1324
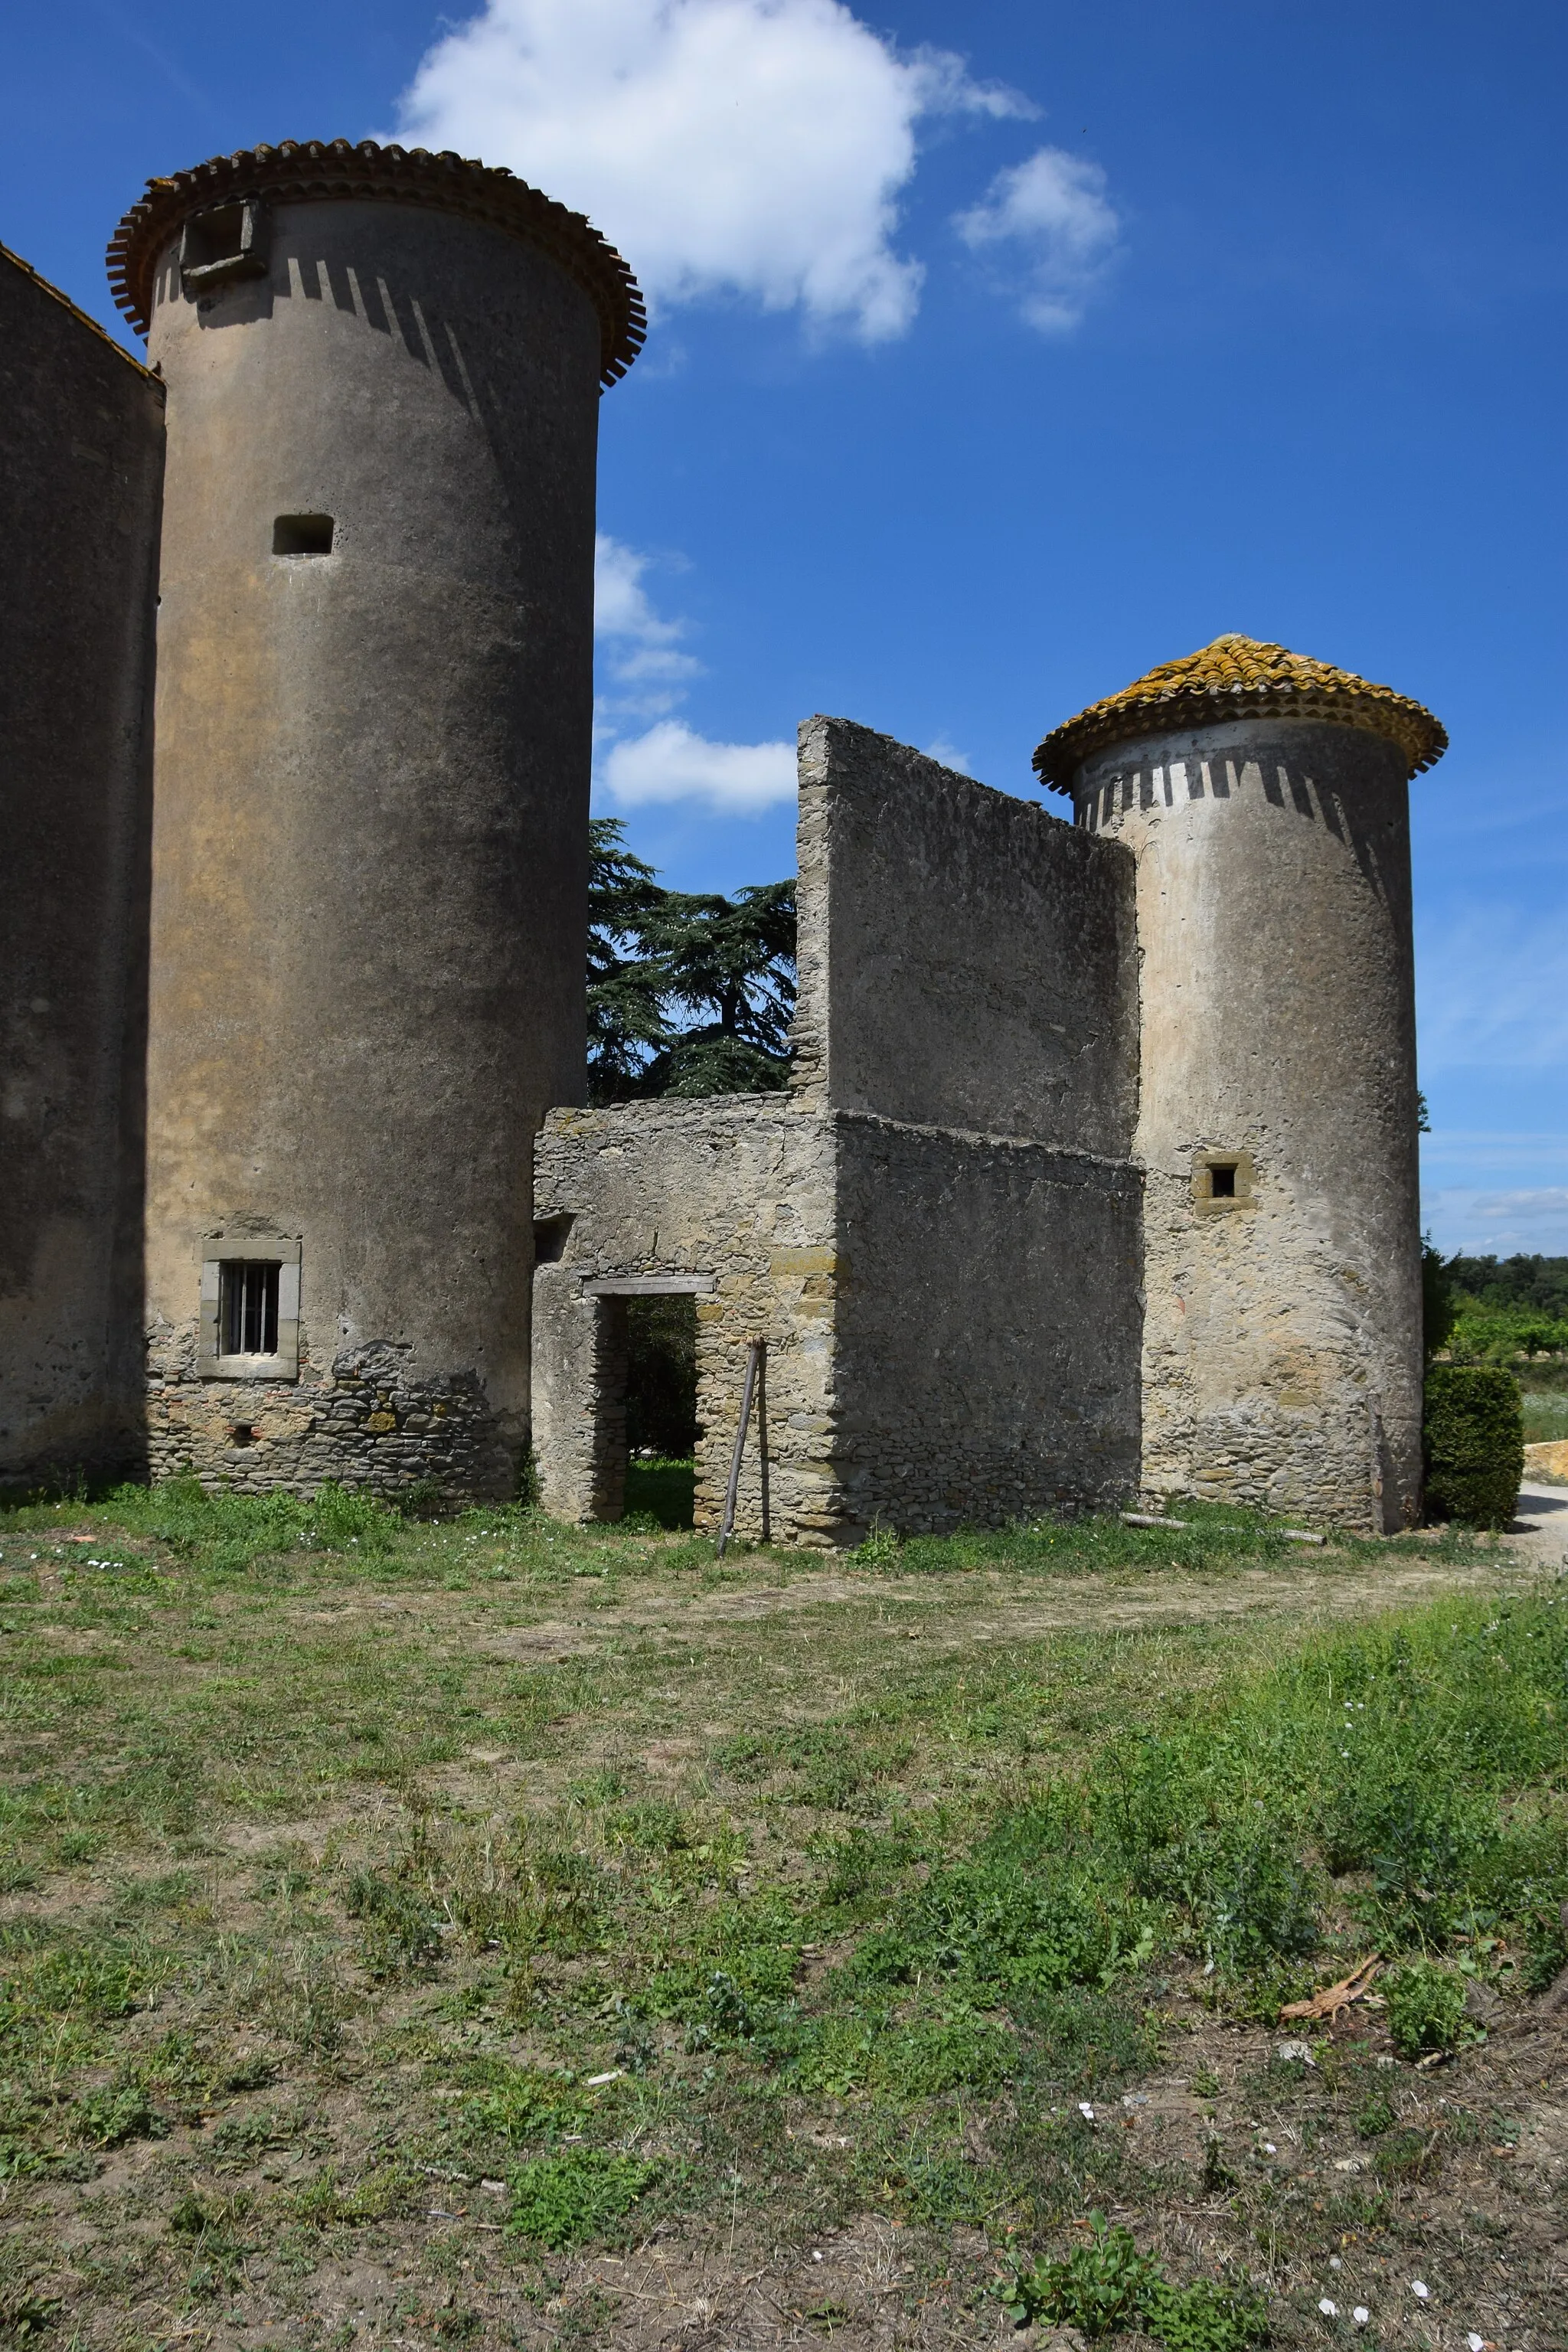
145, 1327, 514, 1500
532, 1095, 1145, 1546
533, 1098, 842, 1544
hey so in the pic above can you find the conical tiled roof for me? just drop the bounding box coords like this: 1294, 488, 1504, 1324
107, 139, 645, 388
1032, 635, 1447, 792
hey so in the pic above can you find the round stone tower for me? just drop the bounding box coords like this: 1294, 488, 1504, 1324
107, 140, 643, 1499
1034, 637, 1446, 1532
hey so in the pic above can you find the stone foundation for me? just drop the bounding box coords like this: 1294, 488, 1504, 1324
145, 1333, 515, 1500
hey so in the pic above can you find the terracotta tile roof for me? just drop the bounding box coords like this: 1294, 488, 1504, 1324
1032, 634, 1447, 792
107, 139, 645, 388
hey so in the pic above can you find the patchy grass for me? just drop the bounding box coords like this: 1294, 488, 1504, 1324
0, 1485, 1563, 2347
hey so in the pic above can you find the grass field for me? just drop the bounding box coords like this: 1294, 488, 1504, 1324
1, 1485, 1564, 2351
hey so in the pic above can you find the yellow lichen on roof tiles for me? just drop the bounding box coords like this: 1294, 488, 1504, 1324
1032, 633, 1447, 792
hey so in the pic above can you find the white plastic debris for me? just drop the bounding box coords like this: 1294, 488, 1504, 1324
1318, 2299, 1338, 2318
1354, 2310, 1370, 2328
1276, 2040, 1315, 2064
1468, 2336, 1485, 2350
1329, 2259, 1342, 2271
584, 2070, 623, 2086
1262, 2141, 1277, 2154
1411, 2281, 1430, 2301
1079, 2102, 1096, 2120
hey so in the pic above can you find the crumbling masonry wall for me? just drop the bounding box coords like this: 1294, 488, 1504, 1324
533, 1099, 839, 1544
531, 719, 1145, 1546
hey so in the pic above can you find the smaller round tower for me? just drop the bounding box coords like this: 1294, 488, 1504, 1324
1034, 638, 1446, 1532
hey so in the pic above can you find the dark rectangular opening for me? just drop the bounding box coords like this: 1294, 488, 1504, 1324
273, 514, 335, 557
183, 205, 250, 268
221, 1261, 280, 1355
180, 201, 270, 292
1209, 1163, 1237, 1198
623, 1293, 698, 1528
533, 1214, 575, 1265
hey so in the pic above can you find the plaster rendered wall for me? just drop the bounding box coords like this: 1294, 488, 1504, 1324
0, 248, 164, 1486
830, 1113, 1142, 1533
531, 1099, 841, 1544
792, 715, 1138, 1154
1073, 717, 1423, 1530
141, 195, 602, 1499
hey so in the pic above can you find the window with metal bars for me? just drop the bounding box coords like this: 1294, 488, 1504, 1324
220, 1260, 280, 1357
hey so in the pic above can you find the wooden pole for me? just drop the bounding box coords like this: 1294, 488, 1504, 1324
757, 1341, 770, 1545
717, 1338, 763, 1560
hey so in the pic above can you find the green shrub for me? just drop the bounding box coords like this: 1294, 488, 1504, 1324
1383, 1958, 1478, 2059
505, 2148, 658, 2248
1423, 1364, 1523, 1527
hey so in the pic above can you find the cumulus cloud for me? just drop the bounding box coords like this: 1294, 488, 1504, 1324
390, 0, 1031, 341
955, 146, 1120, 332
1421, 1187, 1568, 1257
593, 534, 793, 811
602, 718, 796, 812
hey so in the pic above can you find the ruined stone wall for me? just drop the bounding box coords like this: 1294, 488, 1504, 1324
532, 1094, 1142, 1546
0, 247, 164, 1488
532, 1099, 841, 1544
1073, 717, 1423, 1530
793, 715, 1138, 1154
829, 1112, 1142, 1534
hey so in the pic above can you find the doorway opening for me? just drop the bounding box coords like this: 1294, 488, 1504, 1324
623, 1293, 698, 1527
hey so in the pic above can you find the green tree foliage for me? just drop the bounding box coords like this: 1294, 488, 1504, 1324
1421, 1234, 1455, 1362
1444, 1253, 1568, 1318
586, 818, 795, 1103
1423, 1364, 1524, 1527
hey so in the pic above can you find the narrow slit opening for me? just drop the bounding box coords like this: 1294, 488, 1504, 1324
1209, 1163, 1237, 1199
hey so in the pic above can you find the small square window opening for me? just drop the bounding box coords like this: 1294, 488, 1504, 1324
221, 1260, 279, 1356
1209, 1163, 1237, 1199
273, 514, 335, 557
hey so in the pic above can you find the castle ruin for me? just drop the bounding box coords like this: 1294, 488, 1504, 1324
0, 140, 1446, 1539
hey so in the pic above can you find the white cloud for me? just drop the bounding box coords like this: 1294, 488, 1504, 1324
1422, 1187, 1568, 1257
924, 735, 972, 773
595, 534, 701, 704
593, 533, 792, 810
390, 0, 1032, 341
602, 718, 796, 813
955, 146, 1119, 332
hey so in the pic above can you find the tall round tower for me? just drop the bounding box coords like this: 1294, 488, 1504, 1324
1034, 638, 1446, 1532
108, 140, 643, 1499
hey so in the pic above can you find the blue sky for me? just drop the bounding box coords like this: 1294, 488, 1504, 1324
5, 0, 1564, 1253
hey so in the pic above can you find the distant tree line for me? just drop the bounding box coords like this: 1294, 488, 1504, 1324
1424, 1248, 1568, 1366
587, 818, 795, 1105
1444, 1254, 1568, 1319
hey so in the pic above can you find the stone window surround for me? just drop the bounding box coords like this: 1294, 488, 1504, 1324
198, 1235, 301, 1380
1191, 1148, 1256, 1216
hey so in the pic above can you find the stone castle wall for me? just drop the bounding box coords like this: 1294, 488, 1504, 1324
0, 247, 165, 1489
